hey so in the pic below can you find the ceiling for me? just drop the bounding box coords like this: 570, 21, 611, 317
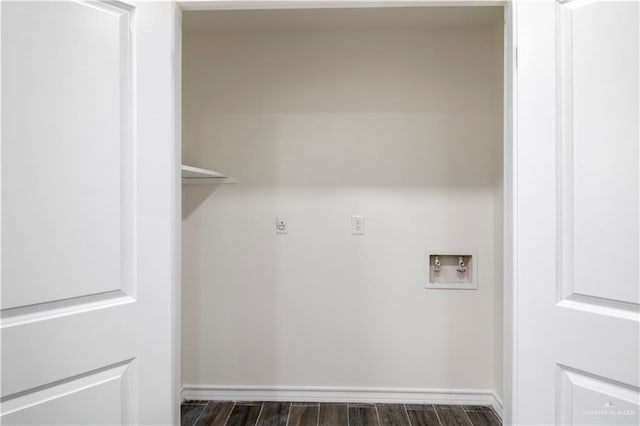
183, 6, 504, 32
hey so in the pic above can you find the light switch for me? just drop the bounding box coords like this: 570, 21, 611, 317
351, 215, 364, 235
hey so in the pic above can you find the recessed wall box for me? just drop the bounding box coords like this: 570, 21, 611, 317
426, 250, 477, 290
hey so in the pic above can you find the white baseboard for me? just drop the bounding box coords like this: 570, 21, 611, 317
491, 394, 503, 420
181, 385, 503, 418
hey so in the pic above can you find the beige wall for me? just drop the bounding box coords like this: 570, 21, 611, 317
182, 10, 504, 397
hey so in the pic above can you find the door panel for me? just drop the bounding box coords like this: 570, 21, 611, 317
1, 1, 177, 425
516, 0, 639, 424
558, 366, 639, 426
1, 1, 136, 423
1, 362, 132, 426
564, 0, 639, 306
1, 0, 134, 310
1, 302, 135, 398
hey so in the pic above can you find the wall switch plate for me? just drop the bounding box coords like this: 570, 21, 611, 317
276, 216, 287, 234
351, 215, 365, 235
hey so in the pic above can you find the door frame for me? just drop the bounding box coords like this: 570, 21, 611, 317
172, 0, 517, 424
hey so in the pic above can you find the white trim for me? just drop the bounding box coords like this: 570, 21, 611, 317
179, 384, 504, 418
503, 1, 517, 425
172, 4, 183, 426
491, 393, 503, 420
178, 0, 507, 11
181, 385, 499, 407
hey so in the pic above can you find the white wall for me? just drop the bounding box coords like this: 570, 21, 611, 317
182, 9, 503, 397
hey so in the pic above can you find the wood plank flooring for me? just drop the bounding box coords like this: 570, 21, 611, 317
181, 401, 501, 426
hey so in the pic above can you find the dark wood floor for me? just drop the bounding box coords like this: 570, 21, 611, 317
181, 401, 501, 426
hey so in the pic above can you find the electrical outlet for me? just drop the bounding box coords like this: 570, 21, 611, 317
276, 216, 287, 234
351, 215, 364, 235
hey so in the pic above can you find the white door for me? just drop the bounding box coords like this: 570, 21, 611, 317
514, 0, 639, 424
1, 1, 178, 425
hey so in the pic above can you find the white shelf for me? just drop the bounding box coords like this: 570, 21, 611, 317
181, 165, 236, 184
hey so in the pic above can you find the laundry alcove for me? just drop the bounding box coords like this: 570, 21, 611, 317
180, 5, 504, 415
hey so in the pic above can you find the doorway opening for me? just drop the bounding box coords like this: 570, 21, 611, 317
177, 4, 510, 425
